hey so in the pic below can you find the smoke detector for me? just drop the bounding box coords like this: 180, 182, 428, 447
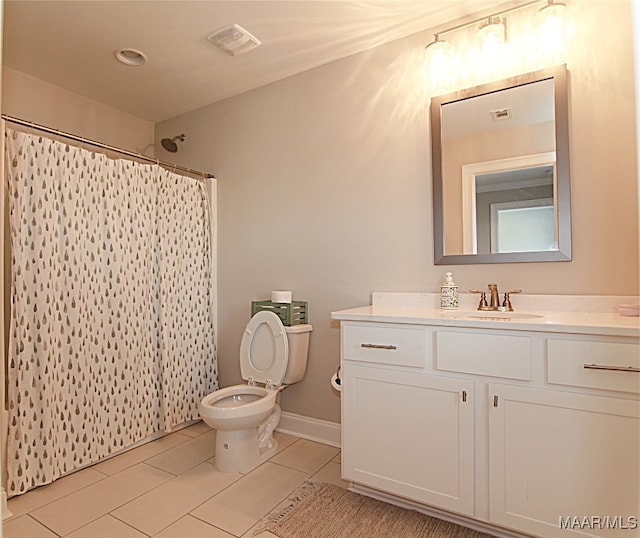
207, 24, 261, 56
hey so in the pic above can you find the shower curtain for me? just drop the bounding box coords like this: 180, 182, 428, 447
4, 129, 218, 495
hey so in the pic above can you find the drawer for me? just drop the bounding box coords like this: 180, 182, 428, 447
436, 330, 532, 380
342, 324, 427, 368
547, 339, 640, 394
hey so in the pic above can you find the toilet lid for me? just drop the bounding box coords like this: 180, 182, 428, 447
240, 311, 289, 387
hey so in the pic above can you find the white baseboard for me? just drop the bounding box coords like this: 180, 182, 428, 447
276, 411, 341, 448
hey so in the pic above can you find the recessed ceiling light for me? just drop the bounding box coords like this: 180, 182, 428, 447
114, 48, 147, 66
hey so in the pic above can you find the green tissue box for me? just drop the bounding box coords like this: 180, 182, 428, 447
251, 301, 308, 326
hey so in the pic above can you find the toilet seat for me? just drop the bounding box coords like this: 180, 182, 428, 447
200, 385, 277, 423
240, 311, 289, 389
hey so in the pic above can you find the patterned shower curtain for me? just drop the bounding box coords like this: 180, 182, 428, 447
5, 129, 218, 495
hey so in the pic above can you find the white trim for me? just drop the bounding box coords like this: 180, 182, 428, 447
349, 483, 527, 538
461, 152, 556, 255
461, 167, 477, 254
276, 411, 341, 448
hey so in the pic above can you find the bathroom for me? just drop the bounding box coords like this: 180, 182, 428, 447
160, 0, 638, 429
1, 0, 638, 536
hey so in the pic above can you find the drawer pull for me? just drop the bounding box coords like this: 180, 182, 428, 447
361, 343, 397, 350
583, 363, 640, 373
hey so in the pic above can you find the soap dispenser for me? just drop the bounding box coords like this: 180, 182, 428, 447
440, 272, 459, 310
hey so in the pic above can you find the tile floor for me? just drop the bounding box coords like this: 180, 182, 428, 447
2, 422, 346, 538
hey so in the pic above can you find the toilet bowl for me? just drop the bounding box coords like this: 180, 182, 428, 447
200, 310, 312, 473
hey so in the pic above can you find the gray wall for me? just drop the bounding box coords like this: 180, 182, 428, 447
157, 1, 639, 424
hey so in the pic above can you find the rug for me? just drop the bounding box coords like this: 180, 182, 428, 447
253, 481, 493, 538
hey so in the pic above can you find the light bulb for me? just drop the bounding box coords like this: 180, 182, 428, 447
537, 1, 567, 50
425, 36, 452, 82
478, 17, 506, 49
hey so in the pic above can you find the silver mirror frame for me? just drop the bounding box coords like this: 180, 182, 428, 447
431, 65, 571, 264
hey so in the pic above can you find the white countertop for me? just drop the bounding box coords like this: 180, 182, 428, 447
331, 293, 640, 338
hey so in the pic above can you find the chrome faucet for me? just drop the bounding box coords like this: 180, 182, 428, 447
470, 284, 522, 312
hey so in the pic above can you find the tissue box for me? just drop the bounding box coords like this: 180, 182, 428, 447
251, 301, 308, 326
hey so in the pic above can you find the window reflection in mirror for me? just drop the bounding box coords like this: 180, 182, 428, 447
480, 163, 556, 254
431, 65, 571, 264
469, 160, 556, 255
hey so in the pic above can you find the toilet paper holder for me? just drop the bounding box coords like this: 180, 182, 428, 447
331, 366, 341, 392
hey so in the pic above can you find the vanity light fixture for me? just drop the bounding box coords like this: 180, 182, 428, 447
537, 0, 566, 25
425, 34, 450, 55
424, 0, 567, 66
425, 35, 452, 77
536, 0, 567, 41
478, 16, 507, 48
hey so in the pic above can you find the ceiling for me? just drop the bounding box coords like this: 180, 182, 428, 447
3, 0, 506, 123
442, 76, 555, 139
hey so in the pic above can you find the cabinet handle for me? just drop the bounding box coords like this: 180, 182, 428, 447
583, 363, 640, 373
461, 390, 467, 402
360, 343, 397, 350
493, 395, 499, 408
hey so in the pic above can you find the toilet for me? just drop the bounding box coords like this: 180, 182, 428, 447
199, 310, 312, 473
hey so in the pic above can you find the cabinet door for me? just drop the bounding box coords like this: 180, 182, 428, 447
342, 363, 474, 515
489, 384, 640, 537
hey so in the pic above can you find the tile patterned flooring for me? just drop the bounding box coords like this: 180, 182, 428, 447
2, 422, 346, 537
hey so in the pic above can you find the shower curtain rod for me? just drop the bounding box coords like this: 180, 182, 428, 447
2, 114, 215, 180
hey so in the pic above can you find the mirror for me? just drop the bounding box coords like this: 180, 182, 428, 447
431, 65, 571, 264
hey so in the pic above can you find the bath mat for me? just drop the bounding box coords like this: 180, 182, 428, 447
253, 481, 493, 538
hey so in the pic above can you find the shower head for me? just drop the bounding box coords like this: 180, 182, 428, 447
161, 134, 185, 153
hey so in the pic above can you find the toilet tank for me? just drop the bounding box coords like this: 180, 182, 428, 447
283, 324, 313, 384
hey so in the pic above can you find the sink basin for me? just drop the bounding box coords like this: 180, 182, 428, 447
460, 312, 543, 320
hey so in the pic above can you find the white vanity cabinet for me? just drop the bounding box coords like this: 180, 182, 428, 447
335, 309, 640, 538
342, 365, 474, 514
340, 322, 475, 516
489, 336, 640, 538
341, 331, 475, 515
489, 383, 639, 538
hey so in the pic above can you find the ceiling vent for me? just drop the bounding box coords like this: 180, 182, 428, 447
207, 24, 261, 56
490, 107, 512, 121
